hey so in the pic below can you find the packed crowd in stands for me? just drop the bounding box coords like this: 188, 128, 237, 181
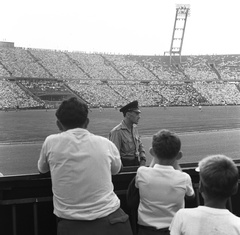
0, 79, 44, 109
108, 81, 160, 106
193, 81, 240, 105
69, 52, 122, 80
0, 47, 240, 109
140, 57, 186, 81
103, 54, 157, 80
214, 54, 240, 80
66, 80, 127, 107
0, 48, 50, 78
180, 56, 218, 80
19, 79, 69, 95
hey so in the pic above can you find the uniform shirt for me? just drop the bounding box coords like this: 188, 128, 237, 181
170, 206, 240, 235
109, 120, 146, 162
136, 164, 195, 229
38, 128, 121, 220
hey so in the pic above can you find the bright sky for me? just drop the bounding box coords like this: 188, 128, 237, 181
1, 0, 240, 55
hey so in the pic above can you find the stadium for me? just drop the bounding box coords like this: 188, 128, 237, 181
0, 2, 240, 235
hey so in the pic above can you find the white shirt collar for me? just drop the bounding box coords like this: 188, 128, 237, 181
65, 128, 89, 134
153, 164, 174, 170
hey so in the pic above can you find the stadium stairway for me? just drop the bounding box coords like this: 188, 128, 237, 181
208, 63, 222, 80
26, 50, 55, 79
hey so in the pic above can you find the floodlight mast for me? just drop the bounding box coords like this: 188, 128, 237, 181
167, 4, 190, 64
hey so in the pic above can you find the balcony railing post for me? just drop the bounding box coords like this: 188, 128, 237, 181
12, 204, 17, 235
33, 202, 38, 235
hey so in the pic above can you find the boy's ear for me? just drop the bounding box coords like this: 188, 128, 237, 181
56, 120, 64, 131
199, 180, 204, 194
231, 183, 239, 195
176, 151, 183, 160
149, 147, 155, 156
84, 118, 89, 128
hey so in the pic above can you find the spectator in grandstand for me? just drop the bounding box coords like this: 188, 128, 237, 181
109, 100, 146, 167
170, 154, 240, 235
38, 97, 133, 235
134, 129, 195, 234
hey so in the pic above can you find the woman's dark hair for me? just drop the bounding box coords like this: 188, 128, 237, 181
55, 97, 88, 129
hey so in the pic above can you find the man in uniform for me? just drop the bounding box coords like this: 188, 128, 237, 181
109, 100, 146, 167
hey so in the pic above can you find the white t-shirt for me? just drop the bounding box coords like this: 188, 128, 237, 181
38, 128, 122, 220
170, 206, 240, 235
136, 164, 194, 229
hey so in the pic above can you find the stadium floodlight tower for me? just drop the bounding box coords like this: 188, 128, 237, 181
166, 4, 190, 64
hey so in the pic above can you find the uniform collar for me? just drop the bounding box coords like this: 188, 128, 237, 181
121, 120, 131, 131
121, 120, 137, 132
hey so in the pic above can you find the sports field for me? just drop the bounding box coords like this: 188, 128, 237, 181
0, 105, 239, 175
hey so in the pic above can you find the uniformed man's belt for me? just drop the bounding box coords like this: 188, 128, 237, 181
122, 155, 138, 160
121, 156, 140, 167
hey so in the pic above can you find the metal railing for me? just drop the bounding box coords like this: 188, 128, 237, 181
0, 170, 239, 235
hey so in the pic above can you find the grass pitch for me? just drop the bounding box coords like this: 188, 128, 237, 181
0, 105, 239, 175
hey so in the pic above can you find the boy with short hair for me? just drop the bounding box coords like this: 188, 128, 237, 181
135, 129, 195, 235
170, 154, 240, 235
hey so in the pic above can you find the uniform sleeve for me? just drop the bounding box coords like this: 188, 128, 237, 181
108, 141, 122, 175
169, 210, 183, 235
185, 174, 195, 197
134, 127, 146, 162
109, 129, 122, 152
138, 138, 146, 161
137, 137, 146, 165
38, 139, 50, 174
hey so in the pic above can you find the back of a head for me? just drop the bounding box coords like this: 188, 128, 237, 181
199, 154, 239, 198
152, 129, 181, 160
55, 97, 88, 129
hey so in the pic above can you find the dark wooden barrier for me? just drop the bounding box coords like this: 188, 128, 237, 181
0, 167, 239, 235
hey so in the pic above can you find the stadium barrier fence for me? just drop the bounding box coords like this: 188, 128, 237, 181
0, 167, 239, 235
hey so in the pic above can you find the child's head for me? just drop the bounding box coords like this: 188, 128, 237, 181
55, 97, 89, 129
198, 154, 239, 199
151, 129, 181, 160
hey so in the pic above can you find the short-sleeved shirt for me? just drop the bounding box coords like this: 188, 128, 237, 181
38, 128, 122, 220
135, 164, 194, 229
170, 206, 240, 235
109, 121, 146, 162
